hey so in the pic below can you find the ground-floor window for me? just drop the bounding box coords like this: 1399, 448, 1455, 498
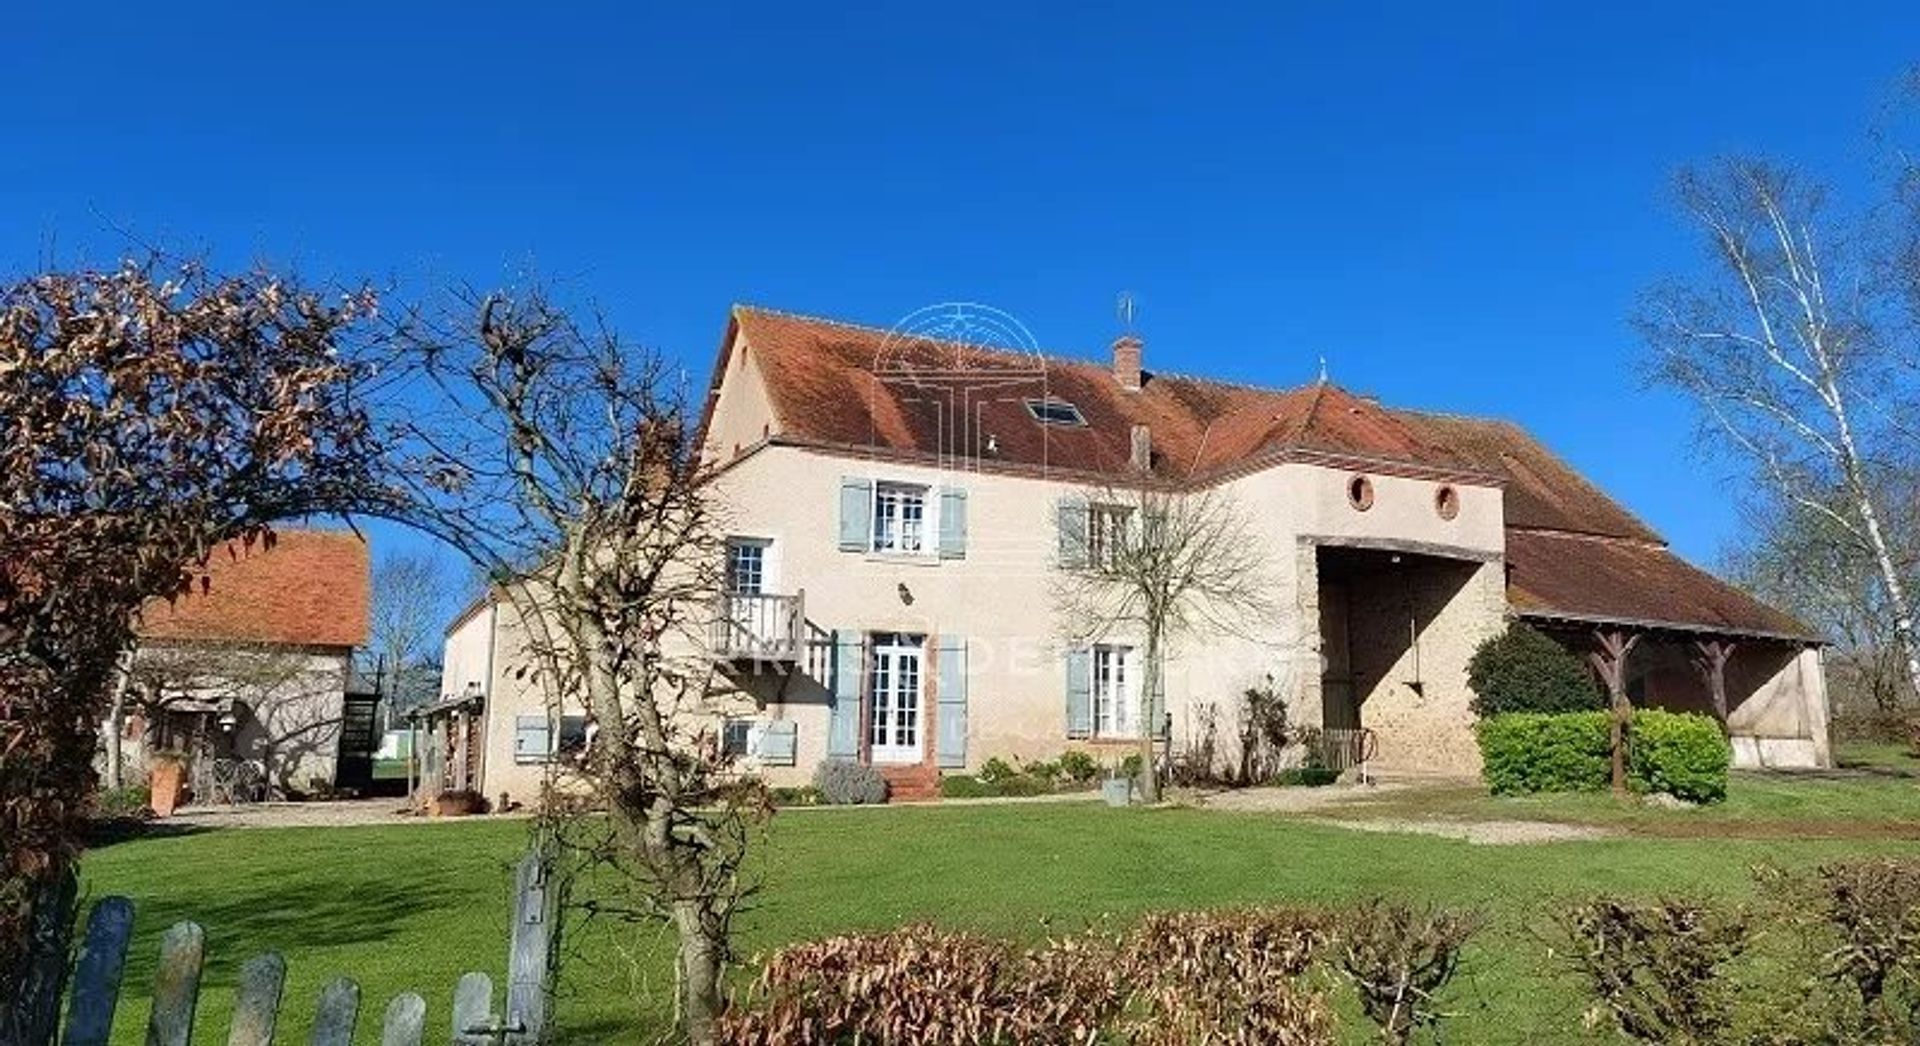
1093, 644, 1133, 738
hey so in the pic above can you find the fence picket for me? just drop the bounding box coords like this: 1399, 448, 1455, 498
309, 977, 361, 1046
62, 896, 135, 1046
380, 992, 427, 1046
451, 972, 494, 1045
506, 848, 557, 1044
224, 952, 286, 1046
145, 922, 206, 1046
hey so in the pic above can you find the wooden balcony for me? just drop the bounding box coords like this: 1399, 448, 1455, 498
711, 590, 806, 662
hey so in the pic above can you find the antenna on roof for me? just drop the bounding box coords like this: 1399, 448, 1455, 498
1116, 291, 1136, 333
1317, 354, 1329, 385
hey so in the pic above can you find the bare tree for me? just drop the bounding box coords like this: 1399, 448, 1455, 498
1053, 483, 1276, 802
1643, 159, 1920, 705
369, 550, 449, 716
390, 288, 750, 1044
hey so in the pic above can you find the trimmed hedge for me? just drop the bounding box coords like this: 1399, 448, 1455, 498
1477, 712, 1613, 795
1629, 709, 1733, 804
1466, 623, 1605, 716
1475, 710, 1731, 803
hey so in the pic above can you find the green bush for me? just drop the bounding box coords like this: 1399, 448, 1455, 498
1476, 712, 1612, 794
1477, 710, 1730, 803
1466, 624, 1603, 716
769, 786, 822, 807
1274, 766, 1341, 787
1629, 710, 1731, 804
939, 773, 1052, 799
1057, 750, 1100, 784
978, 756, 1018, 784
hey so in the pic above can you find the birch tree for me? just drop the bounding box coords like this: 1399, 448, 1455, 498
392, 288, 749, 1045
1643, 159, 1920, 704
1053, 483, 1275, 802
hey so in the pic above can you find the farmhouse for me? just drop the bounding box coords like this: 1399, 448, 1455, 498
436, 306, 1829, 804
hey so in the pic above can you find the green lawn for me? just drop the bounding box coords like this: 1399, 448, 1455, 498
81, 780, 1920, 1045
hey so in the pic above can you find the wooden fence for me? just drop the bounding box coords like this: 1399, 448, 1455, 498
50, 848, 558, 1046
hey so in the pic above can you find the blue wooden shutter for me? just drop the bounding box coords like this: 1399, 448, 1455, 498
828, 630, 863, 759
938, 487, 968, 559
936, 635, 968, 768
514, 716, 551, 763
757, 720, 798, 766
1057, 498, 1089, 569
1065, 648, 1093, 738
839, 478, 873, 552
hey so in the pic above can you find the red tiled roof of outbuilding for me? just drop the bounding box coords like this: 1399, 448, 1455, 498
137, 528, 371, 649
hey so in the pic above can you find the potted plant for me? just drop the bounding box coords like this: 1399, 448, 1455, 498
1101, 762, 1134, 807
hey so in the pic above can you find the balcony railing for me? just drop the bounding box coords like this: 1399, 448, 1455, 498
711, 590, 806, 662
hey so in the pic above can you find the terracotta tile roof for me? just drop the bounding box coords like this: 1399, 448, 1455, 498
137, 529, 371, 649
718, 306, 1811, 642
1506, 530, 1817, 641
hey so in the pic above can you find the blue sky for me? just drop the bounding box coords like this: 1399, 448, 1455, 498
7, 2, 1917, 621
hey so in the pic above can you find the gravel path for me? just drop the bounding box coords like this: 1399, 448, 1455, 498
160, 798, 510, 829
1196, 780, 1614, 844
1320, 817, 1611, 845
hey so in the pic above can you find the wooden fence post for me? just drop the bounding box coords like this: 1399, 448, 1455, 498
146, 921, 206, 1046
381, 992, 427, 1046
0, 870, 79, 1045
60, 895, 134, 1046
224, 952, 286, 1046
452, 971, 495, 1046
506, 847, 559, 1044
310, 977, 361, 1046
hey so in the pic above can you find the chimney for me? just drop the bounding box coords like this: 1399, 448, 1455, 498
1130, 424, 1152, 472
1112, 333, 1143, 391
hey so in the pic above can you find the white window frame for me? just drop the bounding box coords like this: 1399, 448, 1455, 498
725, 537, 771, 595
1087, 503, 1132, 573
871, 481, 933, 556
1092, 644, 1135, 738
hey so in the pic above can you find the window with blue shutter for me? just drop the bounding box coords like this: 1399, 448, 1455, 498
757, 720, 799, 766
1057, 499, 1090, 570
938, 487, 968, 559
828, 630, 863, 759
514, 715, 552, 764
839, 478, 873, 551
936, 635, 968, 767
1064, 648, 1093, 739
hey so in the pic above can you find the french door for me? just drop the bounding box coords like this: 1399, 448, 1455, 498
868, 634, 924, 764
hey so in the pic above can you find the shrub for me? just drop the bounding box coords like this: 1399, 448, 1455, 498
1238, 674, 1293, 784
1629, 710, 1731, 804
1466, 623, 1603, 716
1820, 858, 1920, 1034
1476, 712, 1612, 794
811, 760, 887, 805
1560, 898, 1752, 1044
1023, 759, 1062, 784
1336, 901, 1480, 1045
91, 785, 152, 821
718, 924, 1124, 1045
1117, 753, 1144, 779
939, 773, 1051, 799
768, 786, 821, 807
1275, 766, 1341, 787
1121, 907, 1334, 1045
1057, 750, 1100, 784
977, 756, 1018, 784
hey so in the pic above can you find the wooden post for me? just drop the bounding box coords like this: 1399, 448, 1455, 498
506, 848, 560, 1044
1, 869, 78, 1046
1690, 638, 1737, 732
1586, 628, 1641, 797
59, 893, 131, 1046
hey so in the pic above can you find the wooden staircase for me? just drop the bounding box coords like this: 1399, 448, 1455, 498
878, 764, 940, 803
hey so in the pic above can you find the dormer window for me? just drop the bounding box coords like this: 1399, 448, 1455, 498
1025, 399, 1087, 426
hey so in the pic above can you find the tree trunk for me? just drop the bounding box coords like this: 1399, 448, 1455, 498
1828, 376, 1920, 706
671, 898, 723, 1046
1137, 631, 1164, 804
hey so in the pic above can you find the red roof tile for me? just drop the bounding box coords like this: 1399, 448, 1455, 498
1506, 530, 1815, 641
137, 529, 371, 649
717, 306, 1810, 642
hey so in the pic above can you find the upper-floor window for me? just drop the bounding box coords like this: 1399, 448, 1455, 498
1025, 399, 1087, 426
1086, 504, 1133, 572
726, 538, 768, 594
872, 482, 928, 554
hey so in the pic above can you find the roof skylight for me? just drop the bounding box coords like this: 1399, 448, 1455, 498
1025, 399, 1087, 426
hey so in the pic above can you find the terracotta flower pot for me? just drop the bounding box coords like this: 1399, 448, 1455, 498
148, 758, 186, 818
